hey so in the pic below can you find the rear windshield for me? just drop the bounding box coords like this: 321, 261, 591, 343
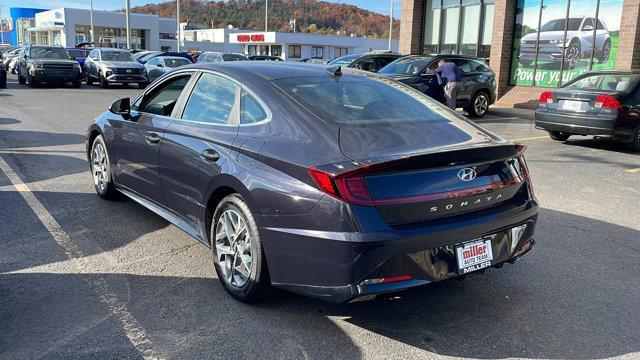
102, 51, 134, 62
329, 54, 361, 66
164, 58, 191, 67
379, 57, 432, 75
564, 73, 639, 92
222, 54, 247, 61
274, 75, 454, 125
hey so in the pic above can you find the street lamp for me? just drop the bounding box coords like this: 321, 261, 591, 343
125, 0, 131, 49
90, 0, 94, 44
176, 0, 180, 51
388, 0, 394, 51
265, 0, 268, 31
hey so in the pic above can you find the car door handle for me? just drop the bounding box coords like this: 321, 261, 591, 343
145, 133, 161, 144
200, 149, 220, 162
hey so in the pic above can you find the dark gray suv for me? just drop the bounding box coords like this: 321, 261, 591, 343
16, 45, 83, 88
84, 48, 148, 88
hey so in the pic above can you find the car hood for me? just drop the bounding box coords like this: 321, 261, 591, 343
521, 31, 567, 42
31, 59, 78, 66
339, 116, 503, 161
101, 61, 144, 68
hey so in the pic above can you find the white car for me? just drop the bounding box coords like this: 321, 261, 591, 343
519, 17, 611, 68
144, 56, 193, 83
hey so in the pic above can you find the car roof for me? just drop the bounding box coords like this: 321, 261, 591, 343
185, 61, 354, 81
98, 48, 129, 52
155, 56, 190, 60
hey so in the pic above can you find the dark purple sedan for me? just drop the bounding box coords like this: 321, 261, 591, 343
86, 62, 538, 302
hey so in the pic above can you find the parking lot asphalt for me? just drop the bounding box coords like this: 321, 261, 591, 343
1, 75, 639, 360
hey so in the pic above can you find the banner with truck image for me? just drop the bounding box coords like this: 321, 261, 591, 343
510, 0, 623, 87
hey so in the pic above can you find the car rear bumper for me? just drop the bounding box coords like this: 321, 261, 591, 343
535, 110, 629, 136
261, 200, 539, 303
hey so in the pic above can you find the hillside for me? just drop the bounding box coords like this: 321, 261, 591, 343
131, 0, 400, 39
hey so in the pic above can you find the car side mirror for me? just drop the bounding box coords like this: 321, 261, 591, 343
583, 25, 594, 31
109, 98, 131, 117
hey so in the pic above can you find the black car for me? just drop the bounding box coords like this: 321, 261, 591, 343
329, 52, 402, 73
16, 45, 83, 88
86, 62, 538, 303
248, 55, 283, 61
535, 70, 640, 151
379, 55, 496, 118
84, 48, 148, 88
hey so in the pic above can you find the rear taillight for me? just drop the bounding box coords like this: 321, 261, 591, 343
514, 143, 536, 201
308, 167, 374, 206
594, 95, 621, 109
539, 91, 554, 104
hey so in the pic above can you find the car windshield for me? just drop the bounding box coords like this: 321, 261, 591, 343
30, 47, 72, 60
68, 49, 90, 58
379, 57, 432, 75
164, 58, 191, 67
274, 75, 453, 125
540, 18, 582, 32
102, 51, 134, 61
222, 54, 247, 61
329, 54, 361, 66
564, 73, 639, 92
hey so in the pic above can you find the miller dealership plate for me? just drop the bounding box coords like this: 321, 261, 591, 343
455, 239, 493, 274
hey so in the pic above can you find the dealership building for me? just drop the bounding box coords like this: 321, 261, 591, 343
2, 7, 396, 62
400, 0, 640, 106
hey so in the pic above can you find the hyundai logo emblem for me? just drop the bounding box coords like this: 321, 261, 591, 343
457, 168, 477, 181
126, 69, 132, 73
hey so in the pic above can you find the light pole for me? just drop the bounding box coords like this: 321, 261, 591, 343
90, 0, 95, 44
176, 0, 180, 51
125, 0, 131, 49
0, 1, 5, 45
265, 0, 268, 31
388, 0, 394, 51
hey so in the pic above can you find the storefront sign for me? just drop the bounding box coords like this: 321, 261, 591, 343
237, 34, 265, 42
230, 32, 275, 43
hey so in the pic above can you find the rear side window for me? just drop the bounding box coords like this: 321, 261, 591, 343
182, 73, 238, 124
565, 74, 639, 92
240, 90, 267, 124
275, 75, 454, 125
453, 59, 471, 73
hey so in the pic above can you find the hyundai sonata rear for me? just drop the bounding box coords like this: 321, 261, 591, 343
87, 62, 538, 303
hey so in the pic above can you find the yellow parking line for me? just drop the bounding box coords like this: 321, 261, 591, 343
509, 135, 549, 142
626, 168, 640, 173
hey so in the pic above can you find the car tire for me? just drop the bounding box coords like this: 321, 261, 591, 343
90, 135, 118, 200
465, 91, 490, 118
564, 40, 581, 69
18, 72, 26, 85
86, 72, 93, 85
598, 39, 611, 63
211, 194, 273, 303
28, 76, 39, 88
99, 74, 109, 88
627, 126, 640, 152
548, 131, 571, 141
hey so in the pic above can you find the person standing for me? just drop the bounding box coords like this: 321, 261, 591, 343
435, 59, 462, 110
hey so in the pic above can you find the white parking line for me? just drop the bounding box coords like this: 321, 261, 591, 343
0, 153, 163, 360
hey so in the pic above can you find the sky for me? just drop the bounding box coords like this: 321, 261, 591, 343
1, 0, 402, 18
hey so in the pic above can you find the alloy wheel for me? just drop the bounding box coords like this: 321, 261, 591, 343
91, 142, 108, 192
565, 43, 580, 68
215, 209, 253, 288
474, 94, 489, 116
601, 42, 611, 62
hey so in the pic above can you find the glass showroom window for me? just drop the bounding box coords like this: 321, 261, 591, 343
288, 45, 301, 58
312, 46, 324, 59
422, 0, 495, 57
248, 45, 258, 56
509, 0, 623, 87
335, 47, 348, 58
271, 45, 282, 57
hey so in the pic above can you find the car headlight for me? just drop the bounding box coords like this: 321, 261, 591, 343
34, 63, 43, 69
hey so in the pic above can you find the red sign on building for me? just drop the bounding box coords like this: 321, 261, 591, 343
237, 34, 265, 43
